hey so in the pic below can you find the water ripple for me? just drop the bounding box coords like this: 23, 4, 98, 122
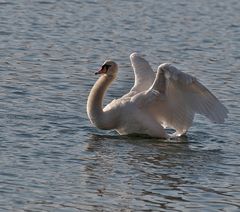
0, 0, 239, 211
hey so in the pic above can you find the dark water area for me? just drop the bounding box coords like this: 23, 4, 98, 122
0, 0, 239, 211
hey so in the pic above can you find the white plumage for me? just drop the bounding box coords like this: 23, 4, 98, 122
87, 53, 228, 138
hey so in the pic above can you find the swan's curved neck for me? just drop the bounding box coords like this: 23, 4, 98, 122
87, 74, 116, 130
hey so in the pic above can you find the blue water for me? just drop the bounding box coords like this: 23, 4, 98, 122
0, 0, 239, 211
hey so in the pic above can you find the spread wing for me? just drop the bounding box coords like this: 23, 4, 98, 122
123, 52, 155, 98
147, 63, 229, 135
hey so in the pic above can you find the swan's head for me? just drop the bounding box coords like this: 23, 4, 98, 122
95, 60, 118, 77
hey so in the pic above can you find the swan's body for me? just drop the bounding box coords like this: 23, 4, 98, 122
87, 53, 228, 138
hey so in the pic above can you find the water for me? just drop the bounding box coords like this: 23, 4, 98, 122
0, 0, 239, 211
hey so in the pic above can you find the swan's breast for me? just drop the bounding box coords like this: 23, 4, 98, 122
114, 104, 148, 135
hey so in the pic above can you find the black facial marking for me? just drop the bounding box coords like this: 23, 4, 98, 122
102, 64, 111, 71
106, 64, 111, 70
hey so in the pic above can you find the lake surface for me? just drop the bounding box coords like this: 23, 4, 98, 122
0, 0, 239, 211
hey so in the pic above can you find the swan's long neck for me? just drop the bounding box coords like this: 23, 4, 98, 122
87, 74, 116, 130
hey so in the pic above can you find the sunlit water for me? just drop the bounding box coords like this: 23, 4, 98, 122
0, 0, 239, 211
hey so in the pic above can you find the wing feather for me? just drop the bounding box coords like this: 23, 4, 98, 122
149, 63, 228, 135
124, 53, 155, 98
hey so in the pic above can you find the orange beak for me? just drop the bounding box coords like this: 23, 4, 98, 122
95, 66, 107, 75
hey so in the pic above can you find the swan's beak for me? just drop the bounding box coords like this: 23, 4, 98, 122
95, 66, 107, 75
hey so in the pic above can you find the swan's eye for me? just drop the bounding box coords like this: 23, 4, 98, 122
102, 64, 111, 71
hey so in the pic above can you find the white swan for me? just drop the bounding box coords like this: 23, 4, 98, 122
87, 53, 228, 138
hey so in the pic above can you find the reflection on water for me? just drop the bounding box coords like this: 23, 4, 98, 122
81, 135, 238, 211
0, 0, 239, 211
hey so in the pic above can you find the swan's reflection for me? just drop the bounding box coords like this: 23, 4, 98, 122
81, 133, 222, 210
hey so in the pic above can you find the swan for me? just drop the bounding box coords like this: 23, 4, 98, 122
87, 53, 228, 138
